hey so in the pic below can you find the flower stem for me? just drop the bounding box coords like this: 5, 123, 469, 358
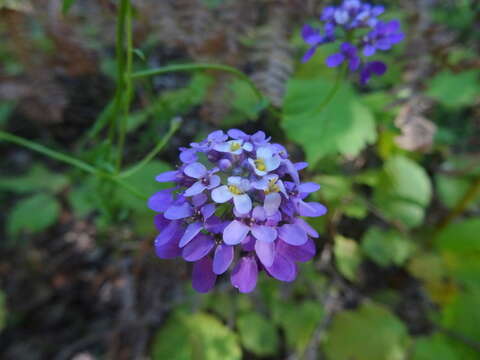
131, 63, 265, 102
119, 117, 181, 179
312, 64, 347, 116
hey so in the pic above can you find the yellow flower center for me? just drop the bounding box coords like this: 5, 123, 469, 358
228, 185, 244, 195
230, 142, 241, 152
254, 158, 266, 171
264, 178, 280, 194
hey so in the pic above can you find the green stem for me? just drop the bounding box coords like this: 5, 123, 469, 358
116, 0, 133, 171
131, 63, 265, 102
0, 131, 148, 200
119, 117, 181, 179
312, 64, 346, 115
437, 176, 480, 231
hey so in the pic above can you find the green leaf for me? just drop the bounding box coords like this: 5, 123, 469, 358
152, 312, 241, 360
7, 193, 60, 236
275, 300, 324, 353
0, 290, 6, 331
282, 77, 376, 165
324, 303, 410, 360
426, 70, 480, 108
237, 312, 279, 357
0, 165, 68, 194
373, 156, 432, 228
412, 334, 459, 360
436, 175, 479, 209
361, 227, 414, 267
61, 0, 76, 14
334, 235, 362, 281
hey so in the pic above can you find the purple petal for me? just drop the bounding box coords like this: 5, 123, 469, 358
231, 257, 258, 293
298, 182, 320, 194
266, 253, 297, 282
155, 170, 178, 183
179, 221, 203, 248
207, 175, 221, 189
179, 148, 197, 163
154, 214, 169, 231
184, 162, 207, 179
184, 181, 206, 197
164, 201, 193, 220
251, 225, 277, 243
297, 201, 327, 217
278, 223, 308, 246
155, 220, 182, 246
228, 129, 249, 140
363, 45, 376, 57
223, 220, 250, 245
255, 240, 275, 267
369, 61, 387, 75
242, 235, 255, 252
294, 218, 319, 238
326, 53, 345, 68
294, 162, 308, 170
148, 189, 174, 212
182, 234, 215, 262
302, 24, 323, 45
155, 238, 181, 259
277, 237, 316, 262
205, 216, 226, 234
264, 192, 281, 216
191, 193, 208, 207
252, 206, 266, 222
302, 46, 318, 63
192, 257, 216, 293
201, 203, 216, 220
213, 244, 234, 275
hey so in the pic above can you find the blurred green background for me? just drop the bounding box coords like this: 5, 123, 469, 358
0, 0, 479, 359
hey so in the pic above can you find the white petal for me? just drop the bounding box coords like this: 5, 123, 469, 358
184, 162, 207, 179
265, 155, 281, 171
233, 194, 252, 214
211, 186, 233, 203
264, 192, 281, 216
257, 147, 273, 159
228, 176, 242, 186
242, 142, 253, 151
213, 142, 232, 152
184, 181, 206, 197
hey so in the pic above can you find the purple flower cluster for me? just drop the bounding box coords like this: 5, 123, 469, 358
148, 129, 326, 293
302, 0, 404, 84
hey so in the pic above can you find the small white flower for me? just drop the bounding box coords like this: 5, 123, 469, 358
213, 139, 253, 155
248, 146, 281, 176
253, 174, 287, 216
211, 176, 252, 214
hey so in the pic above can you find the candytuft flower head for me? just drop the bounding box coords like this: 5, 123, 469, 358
301, 0, 403, 84
149, 130, 327, 293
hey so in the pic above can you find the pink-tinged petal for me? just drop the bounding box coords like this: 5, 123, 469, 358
155, 220, 181, 246
192, 257, 216, 293
211, 186, 233, 203
179, 221, 203, 248
148, 189, 174, 212
255, 240, 275, 267
251, 224, 277, 243
207, 175, 221, 189
277, 237, 316, 262
213, 244, 234, 275
231, 257, 258, 293
155, 170, 178, 182
278, 223, 308, 246
298, 182, 320, 194
294, 218, 319, 238
264, 192, 281, 216
182, 234, 215, 262
201, 203, 216, 220
266, 253, 297, 282
164, 202, 193, 220
223, 220, 250, 245
233, 194, 252, 214
184, 181, 206, 197
297, 201, 327, 217
242, 235, 255, 252
184, 162, 207, 179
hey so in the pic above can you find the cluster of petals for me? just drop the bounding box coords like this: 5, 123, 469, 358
148, 129, 327, 293
302, 0, 404, 84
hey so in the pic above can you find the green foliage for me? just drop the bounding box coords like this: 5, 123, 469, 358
282, 76, 376, 165
7, 193, 60, 236
152, 312, 241, 360
412, 334, 459, 360
324, 303, 410, 360
373, 156, 432, 228
236, 312, 279, 357
0, 290, 5, 332
61, 0, 76, 14
334, 235, 362, 281
426, 70, 480, 108
0, 165, 68, 194
361, 227, 414, 267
